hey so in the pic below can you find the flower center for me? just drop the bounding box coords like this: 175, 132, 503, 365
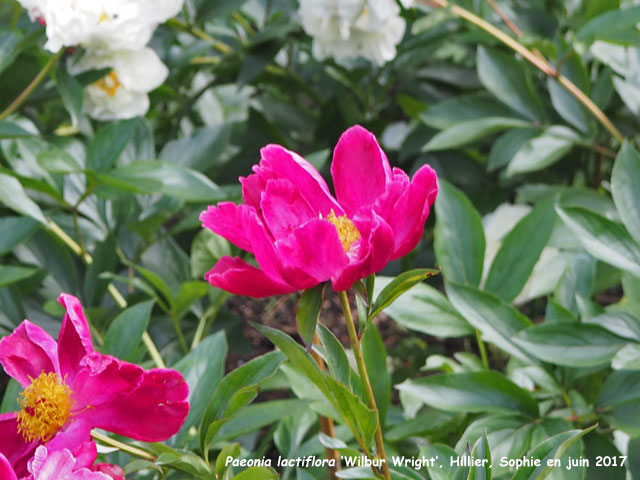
326, 209, 361, 253
17, 372, 73, 442
94, 71, 122, 98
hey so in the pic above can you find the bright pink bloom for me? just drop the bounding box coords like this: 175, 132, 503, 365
1, 446, 111, 480
0, 294, 189, 477
200, 125, 438, 297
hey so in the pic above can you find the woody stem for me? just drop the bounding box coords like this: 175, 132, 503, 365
339, 291, 391, 480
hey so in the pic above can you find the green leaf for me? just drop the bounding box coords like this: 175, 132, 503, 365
173, 332, 228, 444
215, 443, 241, 477
477, 47, 544, 121
55, 59, 84, 127
160, 125, 231, 171
297, 284, 325, 349
511, 426, 596, 480
254, 324, 378, 449
1, 379, 20, 413
36, 147, 82, 174
597, 370, 640, 435
373, 277, 472, 337
102, 161, 225, 202
155, 450, 212, 479
0, 265, 39, 287
216, 399, 309, 442
611, 141, 640, 245
556, 206, 640, 278
0, 173, 46, 224
584, 311, 640, 341
83, 234, 116, 306
190, 228, 231, 279
513, 323, 627, 367
102, 300, 154, 361
420, 93, 516, 129
396, 371, 539, 417
173, 281, 211, 320
369, 268, 439, 319
420, 444, 461, 480
0, 32, 22, 75
0, 217, 39, 255
548, 77, 590, 133
434, 181, 485, 286
0, 122, 33, 139
423, 117, 531, 151
487, 128, 538, 171
361, 324, 391, 426
506, 126, 579, 176
485, 197, 555, 302
576, 5, 640, 45
87, 118, 138, 172
233, 467, 279, 480
446, 282, 533, 362
316, 324, 351, 386
201, 351, 285, 454
468, 433, 491, 480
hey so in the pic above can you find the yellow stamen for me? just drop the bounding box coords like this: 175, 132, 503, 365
17, 372, 73, 442
326, 209, 361, 253
94, 71, 122, 98
98, 12, 109, 23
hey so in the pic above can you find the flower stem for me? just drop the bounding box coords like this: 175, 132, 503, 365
166, 18, 230, 53
91, 430, 156, 461
338, 291, 391, 480
47, 219, 166, 369
475, 329, 489, 369
0, 48, 64, 121
423, 0, 624, 143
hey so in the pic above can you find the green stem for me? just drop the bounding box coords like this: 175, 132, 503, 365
47, 219, 166, 369
166, 18, 230, 53
0, 48, 64, 121
425, 0, 624, 143
475, 329, 489, 369
171, 313, 189, 353
191, 290, 228, 349
339, 291, 391, 480
91, 430, 156, 461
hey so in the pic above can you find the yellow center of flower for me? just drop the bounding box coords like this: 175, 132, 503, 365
17, 372, 73, 442
326, 209, 361, 253
94, 71, 122, 98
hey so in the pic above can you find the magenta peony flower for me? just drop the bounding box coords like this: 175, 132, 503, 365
1, 446, 111, 480
200, 125, 438, 297
0, 294, 189, 477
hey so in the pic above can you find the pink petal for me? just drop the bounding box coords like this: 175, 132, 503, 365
45, 419, 95, 469
239, 173, 265, 211
29, 446, 108, 480
256, 145, 341, 214
279, 219, 349, 283
57, 294, 94, 384
242, 207, 291, 284
200, 203, 253, 252
0, 320, 59, 387
388, 165, 438, 259
79, 369, 189, 442
331, 125, 392, 216
332, 212, 395, 291
260, 179, 316, 239
0, 412, 37, 478
91, 464, 125, 480
0, 453, 18, 480
205, 257, 297, 297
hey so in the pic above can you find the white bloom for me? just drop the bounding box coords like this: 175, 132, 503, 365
38, 0, 184, 52
298, 0, 406, 66
70, 47, 168, 121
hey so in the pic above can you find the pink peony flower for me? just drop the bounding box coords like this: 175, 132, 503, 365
91, 464, 126, 480
200, 125, 438, 297
1, 446, 111, 480
0, 294, 189, 477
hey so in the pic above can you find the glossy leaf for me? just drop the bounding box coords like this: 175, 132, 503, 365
611, 141, 640, 244
369, 268, 439, 319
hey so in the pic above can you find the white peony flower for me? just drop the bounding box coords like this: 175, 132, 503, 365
70, 47, 168, 121
298, 0, 406, 66
37, 0, 184, 52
